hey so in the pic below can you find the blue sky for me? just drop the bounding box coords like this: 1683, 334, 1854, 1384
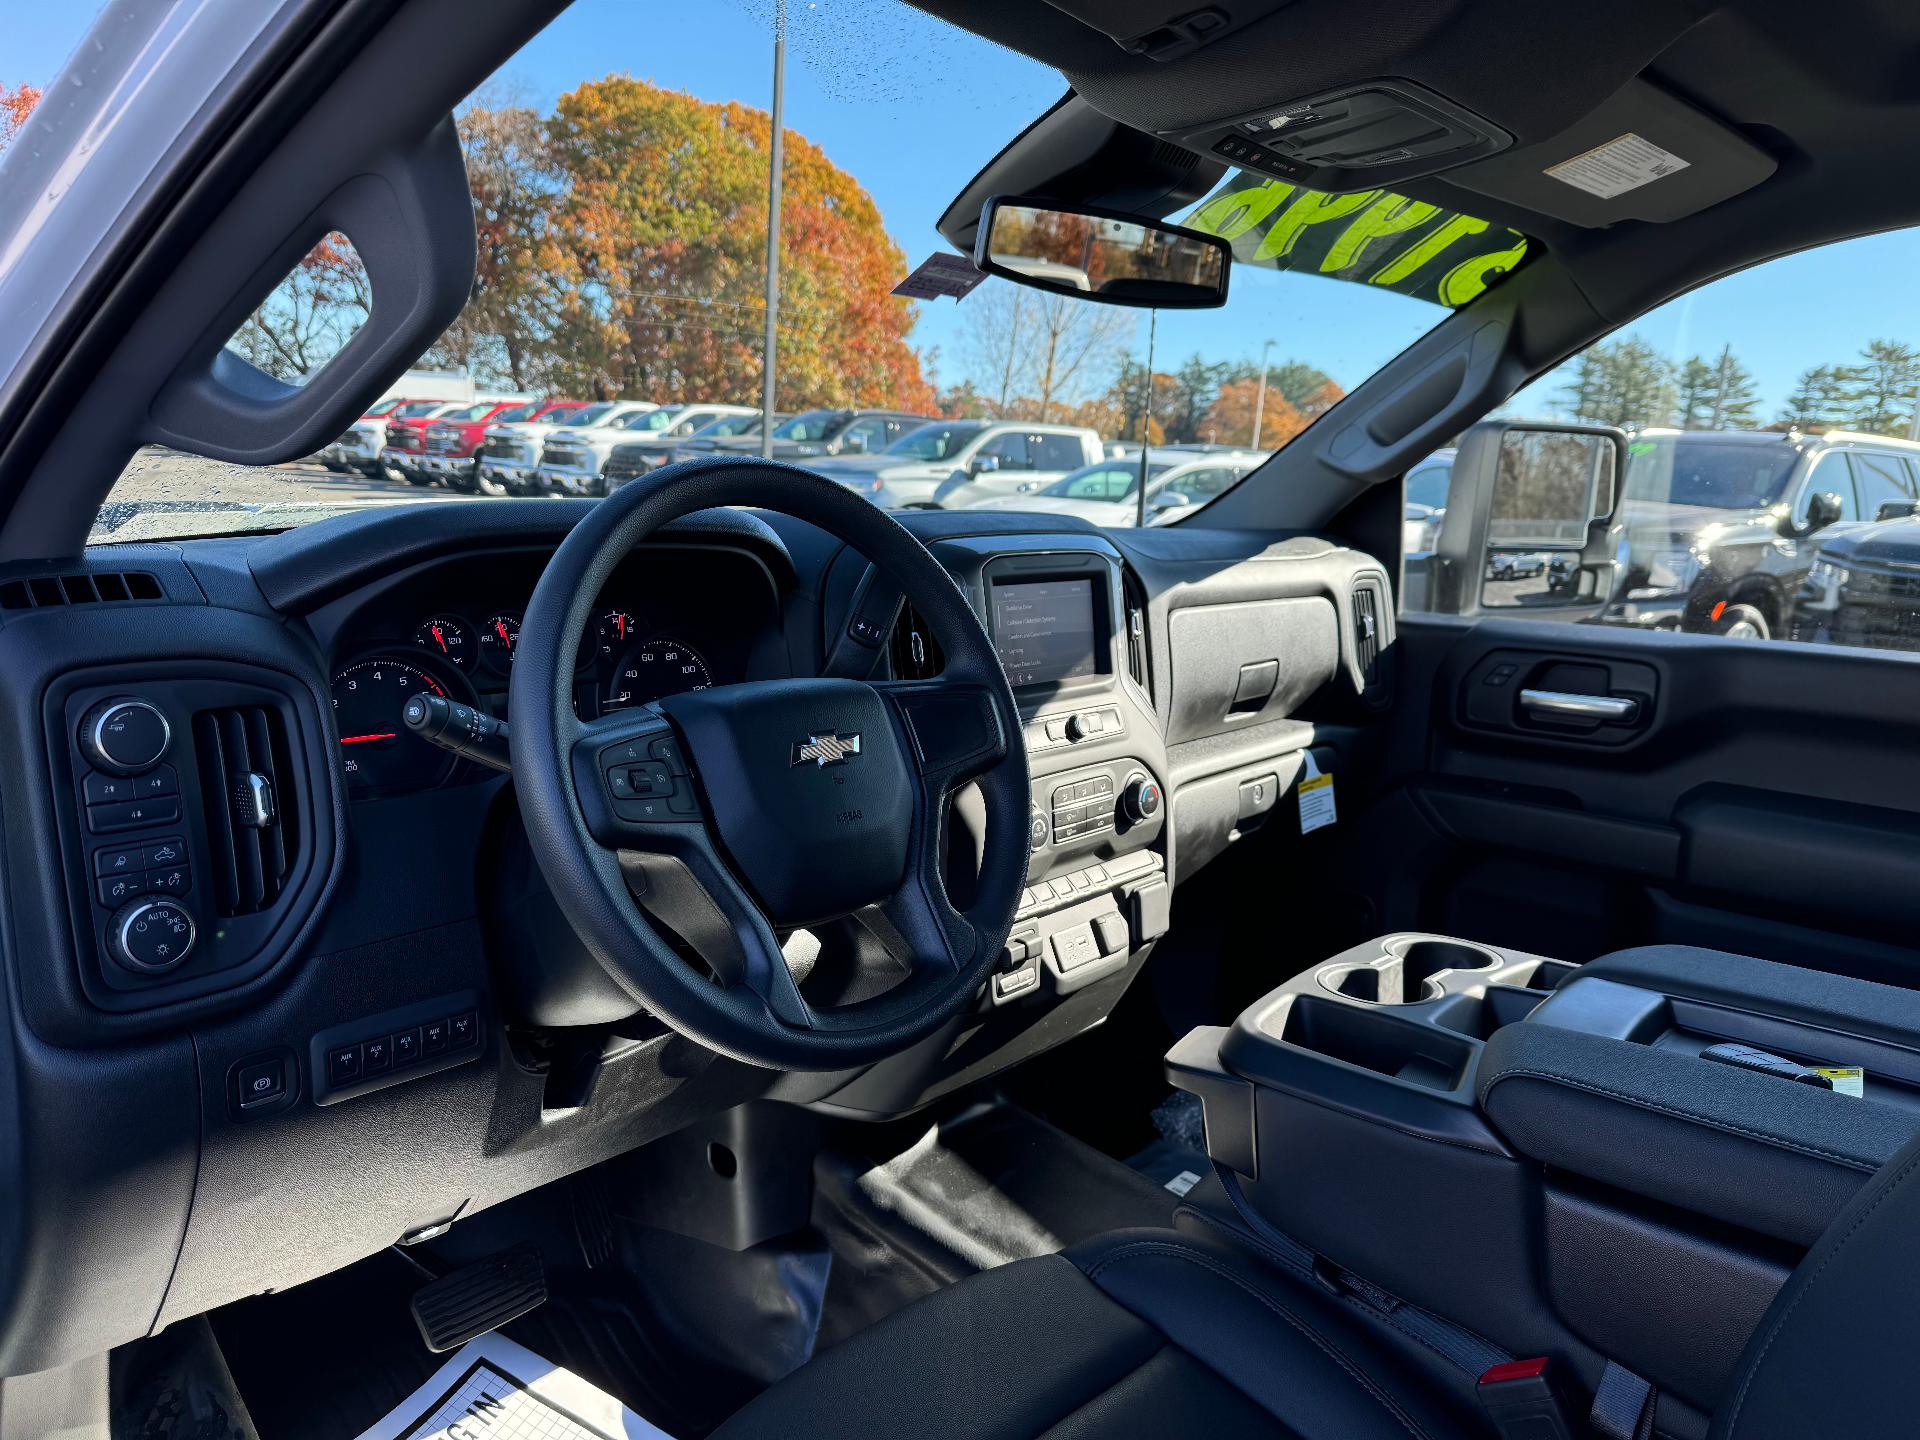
9, 0, 1920, 415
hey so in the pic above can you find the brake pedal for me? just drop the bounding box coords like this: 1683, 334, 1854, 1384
410, 1243, 549, 1352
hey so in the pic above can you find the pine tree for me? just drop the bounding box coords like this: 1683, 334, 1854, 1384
1706, 344, 1759, 430
1847, 339, 1920, 436
1780, 365, 1856, 429
1676, 356, 1718, 429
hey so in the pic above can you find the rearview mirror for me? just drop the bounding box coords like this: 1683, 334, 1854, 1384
974, 196, 1230, 309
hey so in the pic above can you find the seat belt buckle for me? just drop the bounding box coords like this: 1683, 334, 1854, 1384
1477, 1358, 1576, 1440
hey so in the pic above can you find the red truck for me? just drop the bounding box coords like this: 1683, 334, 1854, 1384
377, 397, 524, 485
420, 398, 580, 491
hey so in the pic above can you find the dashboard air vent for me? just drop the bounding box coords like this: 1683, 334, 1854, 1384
194, 706, 294, 915
888, 600, 943, 681
1350, 577, 1392, 707
1122, 569, 1152, 697
0, 571, 162, 609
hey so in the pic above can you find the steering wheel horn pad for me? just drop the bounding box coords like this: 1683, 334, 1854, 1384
511, 458, 1029, 1071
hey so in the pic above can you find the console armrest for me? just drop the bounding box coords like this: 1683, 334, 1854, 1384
1584, 945, 1920, 1044
1478, 1022, 1914, 1244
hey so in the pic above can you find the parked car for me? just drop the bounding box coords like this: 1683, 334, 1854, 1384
328, 398, 465, 478
473, 400, 605, 495
1402, 447, 1454, 561
316, 371, 478, 470
810, 421, 1098, 509
424, 398, 579, 491
970, 448, 1266, 526
690, 408, 932, 466
1791, 508, 1920, 651
316, 396, 408, 472
530, 401, 661, 496
1603, 429, 1920, 639
648, 411, 784, 470
600, 404, 762, 492
380, 397, 524, 484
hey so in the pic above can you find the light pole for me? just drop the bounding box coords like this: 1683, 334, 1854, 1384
759, 0, 786, 460
1250, 338, 1273, 448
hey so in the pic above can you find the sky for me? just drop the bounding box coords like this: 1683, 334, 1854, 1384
7, 0, 1920, 416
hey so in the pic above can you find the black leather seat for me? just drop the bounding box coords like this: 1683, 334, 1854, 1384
716, 1133, 1920, 1439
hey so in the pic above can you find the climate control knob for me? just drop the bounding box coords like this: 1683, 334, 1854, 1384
79, 698, 171, 775
108, 897, 197, 974
1121, 773, 1163, 824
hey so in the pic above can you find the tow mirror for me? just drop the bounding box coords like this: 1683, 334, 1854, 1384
968, 453, 1002, 477
1414, 420, 1627, 621
974, 196, 1230, 309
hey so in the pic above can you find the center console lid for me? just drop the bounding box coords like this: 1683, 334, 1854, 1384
1479, 945, 1920, 1245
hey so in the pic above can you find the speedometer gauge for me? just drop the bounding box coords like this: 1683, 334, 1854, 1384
331, 657, 455, 795
604, 638, 714, 710
477, 613, 520, 672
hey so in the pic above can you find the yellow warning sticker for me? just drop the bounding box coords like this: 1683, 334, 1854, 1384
1813, 1066, 1865, 1098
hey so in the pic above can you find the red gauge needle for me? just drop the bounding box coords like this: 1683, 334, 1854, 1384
430, 624, 447, 652
494, 620, 514, 648
617, 614, 627, 639
339, 732, 397, 745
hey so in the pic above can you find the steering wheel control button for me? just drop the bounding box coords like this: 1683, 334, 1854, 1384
647, 734, 689, 773
79, 698, 172, 776
108, 897, 196, 974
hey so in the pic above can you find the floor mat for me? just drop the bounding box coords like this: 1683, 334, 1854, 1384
1126, 1090, 1212, 1195
811, 1099, 1179, 1350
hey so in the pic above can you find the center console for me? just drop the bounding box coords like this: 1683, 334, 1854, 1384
1168, 935, 1920, 1430
979, 550, 1169, 1007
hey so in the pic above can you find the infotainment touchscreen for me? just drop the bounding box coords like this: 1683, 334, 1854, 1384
991, 578, 1099, 688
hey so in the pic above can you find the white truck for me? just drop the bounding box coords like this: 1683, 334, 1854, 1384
805, 420, 1105, 509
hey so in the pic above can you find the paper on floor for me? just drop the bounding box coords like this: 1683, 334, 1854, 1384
353, 1332, 677, 1440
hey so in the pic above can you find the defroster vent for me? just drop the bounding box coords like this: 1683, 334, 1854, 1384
194, 706, 294, 915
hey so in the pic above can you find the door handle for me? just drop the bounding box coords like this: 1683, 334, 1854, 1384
1519, 688, 1639, 723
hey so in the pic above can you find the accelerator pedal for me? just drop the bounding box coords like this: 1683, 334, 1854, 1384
410, 1242, 549, 1352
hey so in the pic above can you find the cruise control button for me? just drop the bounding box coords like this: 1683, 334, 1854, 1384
607, 767, 638, 799
648, 734, 689, 774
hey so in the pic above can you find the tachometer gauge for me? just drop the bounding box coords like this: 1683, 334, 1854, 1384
477, 613, 521, 672
604, 638, 714, 710
413, 615, 476, 670
592, 608, 638, 663
331, 657, 455, 795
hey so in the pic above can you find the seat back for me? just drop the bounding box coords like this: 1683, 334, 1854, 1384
1713, 1128, 1920, 1437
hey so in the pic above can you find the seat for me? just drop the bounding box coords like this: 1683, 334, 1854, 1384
716, 1132, 1920, 1439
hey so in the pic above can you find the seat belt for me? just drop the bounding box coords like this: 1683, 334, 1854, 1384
1589, 1361, 1657, 1440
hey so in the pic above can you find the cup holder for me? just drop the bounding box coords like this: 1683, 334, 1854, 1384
1319, 937, 1501, 1005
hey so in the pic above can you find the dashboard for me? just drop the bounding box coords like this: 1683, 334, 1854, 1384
317, 544, 786, 798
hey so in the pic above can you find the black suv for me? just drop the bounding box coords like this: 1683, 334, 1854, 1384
1606, 429, 1920, 639
1792, 509, 1920, 651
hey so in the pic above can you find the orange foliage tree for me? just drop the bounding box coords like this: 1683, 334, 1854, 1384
534, 77, 933, 410
0, 82, 42, 154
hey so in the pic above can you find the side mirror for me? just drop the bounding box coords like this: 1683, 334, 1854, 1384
1876, 499, 1920, 522
841, 432, 869, 454
974, 196, 1230, 309
968, 453, 1002, 477
1149, 491, 1191, 511
1802, 490, 1845, 534
1421, 419, 1627, 621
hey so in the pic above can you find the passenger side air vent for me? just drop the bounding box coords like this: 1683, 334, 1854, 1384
888, 600, 944, 681
0, 571, 162, 609
1122, 569, 1152, 698
1350, 577, 1391, 707
194, 706, 295, 915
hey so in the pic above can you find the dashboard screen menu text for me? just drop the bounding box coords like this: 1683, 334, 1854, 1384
991, 579, 1098, 688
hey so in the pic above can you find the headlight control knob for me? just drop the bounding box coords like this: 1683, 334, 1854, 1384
108, 897, 197, 974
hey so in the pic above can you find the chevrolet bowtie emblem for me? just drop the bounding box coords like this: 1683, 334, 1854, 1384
792, 731, 863, 768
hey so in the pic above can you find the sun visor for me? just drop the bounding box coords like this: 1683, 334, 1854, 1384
1444, 78, 1775, 227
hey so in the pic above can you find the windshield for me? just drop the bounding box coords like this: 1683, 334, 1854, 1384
774, 410, 848, 443
490, 402, 538, 423
445, 401, 499, 422
1624, 437, 1802, 510
888, 422, 985, 460
77, 0, 1516, 542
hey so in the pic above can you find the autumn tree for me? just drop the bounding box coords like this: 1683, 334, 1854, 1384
539, 76, 932, 411
0, 82, 39, 154
227, 233, 373, 382
1202, 378, 1307, 448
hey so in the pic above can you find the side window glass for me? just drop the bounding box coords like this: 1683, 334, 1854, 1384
1852, 452, 1914, 518
1405, 464, 1452, 510
980, 433, 1032, 469
1797, 454, 1859, 524
840, 418, 888, 452
1029, 434, 1085, 470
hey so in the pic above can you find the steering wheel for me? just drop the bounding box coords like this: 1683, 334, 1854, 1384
510, 459, 1030, 1070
